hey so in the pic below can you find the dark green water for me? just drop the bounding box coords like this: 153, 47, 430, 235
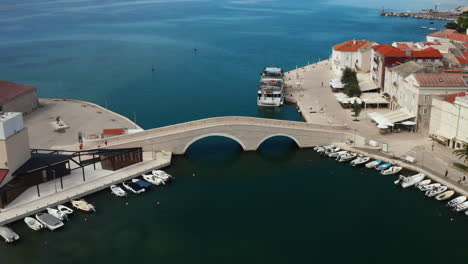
3, 137, 468, 263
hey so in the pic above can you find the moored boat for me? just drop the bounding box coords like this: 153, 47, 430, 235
435, 190, 455, 201
447, 196, 466, 207
110, 184, 127, 197
336, 152, 357, 162
425, 185, 447, 197
328, 150, 347, 158
71, 199, 96, 212
24, 217, 44, 231
380, 166, 402, 175
35, 213, 64, 231
375, 163, 392, 171
418, 183, 440, 192
47, 207, 68, 221
365, 160, 382, 168
454, 201, 468, 212
57, 205, 74, 215
122, 181, 145, 194
142, 173, 165, 186
395, 173, 425, 188
0, 226, 20, 243
350, 156, 370, 166
415, 179, 431, 188
132, 178, 153, 189
152, 170, 172, 181
257, 67, 284, 107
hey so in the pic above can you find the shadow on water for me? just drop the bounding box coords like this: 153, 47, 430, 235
185, 136, 243, 163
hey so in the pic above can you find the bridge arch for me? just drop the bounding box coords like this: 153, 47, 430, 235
255, 134, 301, 150
182, 133, 247, 154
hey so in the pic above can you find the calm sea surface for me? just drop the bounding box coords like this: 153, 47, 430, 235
1, 0, 466, 263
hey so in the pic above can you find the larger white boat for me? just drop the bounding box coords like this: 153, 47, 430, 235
0, 226, 20, 243
257, 67, 284, 107
396, 173, 425, 188
35, 213, 64, 231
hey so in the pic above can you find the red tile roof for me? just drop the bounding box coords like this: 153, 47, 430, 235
397, 43, 410, 49
456, 56, 468, 66
464, 43, 468, 49
372, 45, 442, 58
333, 40, 372, 52
0, 80, 36, 104
443, 92, 467, 103
449, 33, 468, 43
103, 128, 125, 135
0, 169, 8, 185
427, 29, 456, 38
414, 73, 468, 87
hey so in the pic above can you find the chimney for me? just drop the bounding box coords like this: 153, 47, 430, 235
354, 40, 356, 45
406, 50, 411, 56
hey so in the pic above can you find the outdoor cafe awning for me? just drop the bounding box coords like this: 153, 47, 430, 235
368, 108, 415, 128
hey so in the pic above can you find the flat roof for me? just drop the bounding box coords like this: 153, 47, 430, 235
0, 112, 22, 123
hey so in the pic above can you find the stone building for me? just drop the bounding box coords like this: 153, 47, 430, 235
0, 80, 39, 114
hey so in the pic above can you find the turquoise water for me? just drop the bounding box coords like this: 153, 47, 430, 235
1, 0, 467, 262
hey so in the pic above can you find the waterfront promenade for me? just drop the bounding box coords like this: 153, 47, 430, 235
284, 60, 468, 194
0, 151, 171, 225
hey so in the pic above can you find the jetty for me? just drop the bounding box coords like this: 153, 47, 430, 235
379, 9, 458, 21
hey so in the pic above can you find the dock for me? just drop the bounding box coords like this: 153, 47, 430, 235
379, 11, 458, 21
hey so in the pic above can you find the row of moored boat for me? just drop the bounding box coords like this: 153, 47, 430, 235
314, 145, 468, 216
0, 169, 173, 244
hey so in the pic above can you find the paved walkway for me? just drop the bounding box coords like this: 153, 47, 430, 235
0, 151, 171, 225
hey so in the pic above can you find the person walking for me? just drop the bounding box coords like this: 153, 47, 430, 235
105, 140, 108, 146
445, 169, 448, 177
79, 143, 83, 150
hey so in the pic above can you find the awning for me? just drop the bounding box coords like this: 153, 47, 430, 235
400, 121, 416, 126
368, 108, 415, 127
357, 73, 379, 92
360, 93, 389, 105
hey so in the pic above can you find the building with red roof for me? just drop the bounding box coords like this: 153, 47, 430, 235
331, 40, 374, 75
0, 81, 38, 114
427, 29, 468, 44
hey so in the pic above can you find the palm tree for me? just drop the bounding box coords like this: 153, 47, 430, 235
453, 144, 468, 164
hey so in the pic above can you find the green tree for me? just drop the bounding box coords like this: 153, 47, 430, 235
445, 22, 458, 30
351, 101, 362, 121
446, 11, 468, 33
341, 67, 356, 84
344, 81, 362, 97
453, 144, 468, 164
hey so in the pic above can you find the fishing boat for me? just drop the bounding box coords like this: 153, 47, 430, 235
57, 205, 74, 215
454, 201, 468, 212
0, 226, 20, 243
35, 213, 64, 231
46, 207, 68, 221
132, 178, 152, 189
336, 152, 357, 162
350, 156, 370, 166
375, 162, 392, 170
418, 183, 441, 192
395, 173, 425, 188
447, 196, 466, 207
142, 173, 165, 186
24, 217, 44, 231
425, 186, 447, 197
380, 166, 402, 175
110, 184, 127, 197
152, 170, 172, 181
435, 190, 455, 201
257, 67, 284, 107
415, 179, 431, 188
328, 150, 347, 158
421, 26, 427, 29
71, 199, 96, 212
122, 181, 145, 194
365, 160, 382, 168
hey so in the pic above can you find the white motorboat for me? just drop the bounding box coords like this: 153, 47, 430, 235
395, 173, 425, 188
435, 190, 455, 201
71, 199, 96, 212
418, 183, 440, 192
365, 160, 382, 168
324, 146, 340, 155
337, 152, 357, 162
122, 181, 145, 194
0, 226, 20, 243
447, 196, 466, 207
57, 205, 74, 215
350, 156, 370, 166
142, 174, 165, 186
24, 217, 44, 231
425, 185, 447, 197
315, 147, 325, 153
35, 213, 64, 231
380, 166, 402, 176
110, 184, 127, 197
415, 179, 431, 188
375, 162, 392, 170
328, 150, 347, 158
454, 201, 468, 212
47, 207, 68, 221
152, 170, 172, 181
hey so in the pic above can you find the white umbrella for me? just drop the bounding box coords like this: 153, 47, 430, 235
377, 124, 389, 129
401, 121, 416, 126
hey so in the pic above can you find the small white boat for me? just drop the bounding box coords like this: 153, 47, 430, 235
324, 146, 340, 155
421, 26, 427, 29
24, 217, 44, 231
35, 213, 64, 231
365, 160, 382, 168
315, 147, 325, 153
454, 201, 468, 212
435, 190, 455, 201
57, 205, 74, 215
447, 196, 466, 207
380, 166, 402, 175
0, 226, 20, 243
142, 174, 165, 186
336, 152, 357, 162
395, 173, 425, 188
110, 184, 127, 197
328, 150, 347, 158
47, 207, 68, 221
71, 199, 96, 212
425, 185, 447, 197
428, 27, 437, 31
418, 183, 440, 192
350, 156, 370, 166
152, 170, 172, 181
415, 179, 431, 188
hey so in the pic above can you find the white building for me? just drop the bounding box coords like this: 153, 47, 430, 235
331, 40, 374, 76
430, 92, 468, 149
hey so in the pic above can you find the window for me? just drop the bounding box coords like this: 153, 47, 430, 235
423, 108, 428, 114
424, 95, 430, 102
426, 59, 431, 62
456, 142, 461, 149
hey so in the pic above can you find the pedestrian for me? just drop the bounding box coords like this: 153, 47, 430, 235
79, 143, 83, 150
105, 140, 108, 146
464, 176, 466, 183
445, 169, 448, 177
321, 81, 323, 87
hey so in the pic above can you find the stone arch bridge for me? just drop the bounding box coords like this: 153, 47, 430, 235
88, 117, 356, 155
